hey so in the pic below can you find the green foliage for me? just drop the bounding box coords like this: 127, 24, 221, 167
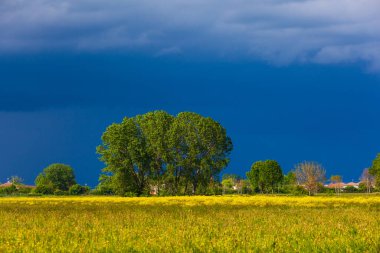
97, 110, 233, 196
34, 184, 54, 195
344, 186, 359, 193
54, 189, 68, 196
358, 182, 374, 193
280, 171, 301, 194
283, 171, 297, 185
221, 178, 234, 189
35, 164, 76, 192
220, 174, 248, 194
290, 185, 308, 195
246, 160, 283, 193
222, 174, 241, 181
17, 187, 33, 194
69, 184, 90, 195
0, 185, 17, 195
320, 186, 335, 194
369, 153, 380, 187
124, 192, 137, 197
0, 181, 33, 195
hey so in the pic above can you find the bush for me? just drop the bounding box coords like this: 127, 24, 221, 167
69, 184, 90, 195
54, 189, 68, 196
34, 185, 54, 195
2, 185, 17, 195
344, 186, 358, 193
93, 185, 115, 195
320, 187, 335, 194
290, 185, 308, 196
124, 192, 137, 197
18, 187, 33, 194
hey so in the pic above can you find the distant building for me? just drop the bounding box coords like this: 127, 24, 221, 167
325, 181, 359, 189
0, 181, 13, 188
345, 182, 360, 189
0, 181, 35, 189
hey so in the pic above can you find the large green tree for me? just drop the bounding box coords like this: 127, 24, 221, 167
97, 111, 232, 196
168, 112, 232, 194
97, 116, 152, 195
137, 111, 174, 194
35, 163, 76, 191
246, 160, 283, 193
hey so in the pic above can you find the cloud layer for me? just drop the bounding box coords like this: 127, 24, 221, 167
1, 0, 380, 69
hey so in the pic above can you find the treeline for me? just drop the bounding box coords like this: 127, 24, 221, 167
225, 160, 380, 195
2, 159, 378, 196
1, 111, 380, 196
0, 164, 89, 196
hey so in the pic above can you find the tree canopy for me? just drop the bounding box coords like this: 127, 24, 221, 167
97, 111, 233, 196
35, 163, 76, 192
246, 160, 283, 193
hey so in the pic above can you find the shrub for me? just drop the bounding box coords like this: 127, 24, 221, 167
3, 185, 17, 195
17, 187, 33, 194
34, 185, 54, 195
69, 184, 90, 195
344, 186, 358, 193
54, 189, 68, 196
94, 185, 114, 195
124, 192, 137, 197
320, 187, 335, 194
291, 185, 308, 196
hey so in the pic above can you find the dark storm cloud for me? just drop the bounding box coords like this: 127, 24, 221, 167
0, 0, 380, 69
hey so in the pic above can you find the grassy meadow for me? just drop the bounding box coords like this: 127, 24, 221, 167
1, 195, 380, 252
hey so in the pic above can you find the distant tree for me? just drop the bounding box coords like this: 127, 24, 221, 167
9, 176, 23, 185
360, 168, 375, 194
294, 161, 326, 196
221, 177, 234, 194
283, 171, 297, 186
246, 160, 283, 193
35, 164, 76, 192
221, 174, 241, 194
240, 179, 252, 194
282, 171, 298, 194
369, 154, 380, 188
330, 175, 343, 195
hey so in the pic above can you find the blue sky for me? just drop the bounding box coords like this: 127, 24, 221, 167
1, 0, 380, 186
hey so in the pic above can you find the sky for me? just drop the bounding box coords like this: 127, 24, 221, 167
1, 0, 380, 186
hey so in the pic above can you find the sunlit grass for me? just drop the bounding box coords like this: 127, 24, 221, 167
1, 195, 379, 252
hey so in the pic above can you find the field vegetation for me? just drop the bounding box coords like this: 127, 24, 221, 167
1, 195, 379, 252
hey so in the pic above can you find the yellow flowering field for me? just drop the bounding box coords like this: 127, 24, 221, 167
0, 195, 379, 252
